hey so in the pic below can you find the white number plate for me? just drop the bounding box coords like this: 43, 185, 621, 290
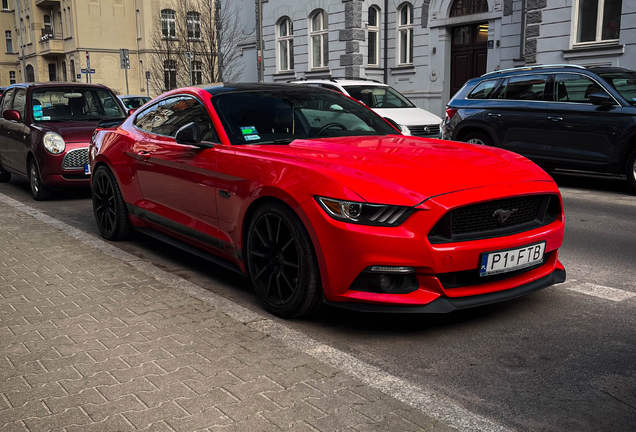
479, 242, 546, 277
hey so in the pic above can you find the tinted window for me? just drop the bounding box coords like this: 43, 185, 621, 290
597, 71, 636, 105
30, 87, 125, 122
554, 73, 610, 103
150, 96, 216, 141
133, 103, 158, 132
497, 75, 548, 101
1, 88, 13, 114
468, 79, 499, 99
12, 89, 26, 119
121, 96, 151, 109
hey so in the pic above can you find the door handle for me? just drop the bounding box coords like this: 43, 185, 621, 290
488, 113, 502, 118
548, 116, 563, 122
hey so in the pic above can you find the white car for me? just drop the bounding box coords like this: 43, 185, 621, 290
118, 95, 151, 110
289, 78, 442, 137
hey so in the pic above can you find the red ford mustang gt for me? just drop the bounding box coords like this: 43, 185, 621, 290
89, 83, 565, 318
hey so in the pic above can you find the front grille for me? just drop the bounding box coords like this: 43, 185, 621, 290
428, 194, 560, 243
407, 124, 440, 137
62, 148, 89, 170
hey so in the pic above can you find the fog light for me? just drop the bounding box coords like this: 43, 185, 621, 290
369, 266, 414, 274
379, 274, 393, 292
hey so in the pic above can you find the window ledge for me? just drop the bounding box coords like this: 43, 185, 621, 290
272, 71, 296, 82
304, 68, 331, 78
563, 42, 624, 60
390, 65, 416, 75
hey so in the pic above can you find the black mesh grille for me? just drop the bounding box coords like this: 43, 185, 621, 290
452, 196, 542, 235
408, 124, 440, 136
428, 194, 559, 244
62, 148, 89, 170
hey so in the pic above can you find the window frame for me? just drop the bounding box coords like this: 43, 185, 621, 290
572, 0, 622, 46
2, 0, 8, 11
9, 71, 16, 85
276, 17, 294, 73
161, 9, 177, 40
367, 7, 380, 67
309, 10, 329, 70
494, 74, 550, 102
552, 72, 619, 105
187, 11, 201, 40
164, 59, 177, 90
192, 60, 203, 85
397, 3, 413, 66
5, 30, 12, 54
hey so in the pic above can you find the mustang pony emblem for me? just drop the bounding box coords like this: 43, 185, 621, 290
493, 208, 518, 224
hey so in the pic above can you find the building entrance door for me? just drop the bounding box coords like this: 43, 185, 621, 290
450, 23, 488, 97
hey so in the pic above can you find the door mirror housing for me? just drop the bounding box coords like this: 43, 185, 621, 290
587, 92, 615, 106
383, 117, 401, 133
127, 108, 137, 117
175, 122, 212, 148
3, 109, 21, 122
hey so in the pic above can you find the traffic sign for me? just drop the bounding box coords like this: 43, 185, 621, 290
119, 49, 130, 69
80, 68, 96, 74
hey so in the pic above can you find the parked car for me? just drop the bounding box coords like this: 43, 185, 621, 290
89, 83, 565, 318
118, 95, 151, 110
0, 83, 127, 200
443, 65, 636, 193
289, 78, 442, 138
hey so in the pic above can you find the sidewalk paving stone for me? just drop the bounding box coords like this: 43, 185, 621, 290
0, 201, 455, 431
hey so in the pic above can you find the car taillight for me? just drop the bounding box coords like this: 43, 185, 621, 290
445, 108, 458, 120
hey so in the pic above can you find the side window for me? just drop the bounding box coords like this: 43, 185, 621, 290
151, 96, 218, 142
553, 73, 610, 103
1, 89, 14, 114
497, 75, 548, 101
133, 103, 158, 132
12, 89, 26, 119
468, 80, 499, 99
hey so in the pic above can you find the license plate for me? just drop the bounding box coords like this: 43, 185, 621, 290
479, 242, 546, 277
84, 164, 91, 175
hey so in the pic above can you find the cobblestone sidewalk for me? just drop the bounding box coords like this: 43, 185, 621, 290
0, 201, 456, 432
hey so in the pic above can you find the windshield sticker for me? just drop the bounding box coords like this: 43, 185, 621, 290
244, 134, 260, 141
40, 116, 51, 121
33, 105, 42, 112
240, 126, 258, 135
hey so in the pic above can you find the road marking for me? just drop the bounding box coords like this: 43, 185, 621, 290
0, 192, 508, 432
565, 282, 636, 302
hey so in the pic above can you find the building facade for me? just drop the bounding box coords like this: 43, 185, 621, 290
0, 0, 225, 96
260, 0, 634, 116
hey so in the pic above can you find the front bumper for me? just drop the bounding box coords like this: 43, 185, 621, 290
38, 143, 90, 188
300, 180, 565, 310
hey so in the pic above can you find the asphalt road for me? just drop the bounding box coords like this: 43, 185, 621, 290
1, 171, 634, 432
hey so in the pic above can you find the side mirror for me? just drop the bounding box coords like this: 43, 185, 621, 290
383, 117, 402, 133
175, 122, 211, 148
3, 109, 21, 122
127, 108, 137, 116
587, 92, 615, 106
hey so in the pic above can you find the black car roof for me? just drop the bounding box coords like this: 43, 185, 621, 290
202, 82, 331, 96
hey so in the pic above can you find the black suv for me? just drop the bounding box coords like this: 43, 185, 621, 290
443, 65, 636, 193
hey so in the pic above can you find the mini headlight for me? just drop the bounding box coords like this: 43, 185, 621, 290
315, 196, 413, 227
43, 132, 66, 155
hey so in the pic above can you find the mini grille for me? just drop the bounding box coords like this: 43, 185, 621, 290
452, 196, 543, 235
62, 148, 89, 170
407, 124, 440, 137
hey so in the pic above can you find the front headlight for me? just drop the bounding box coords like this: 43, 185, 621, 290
399, 124, 412, 136
315, 196, 413, 226
43, 132, 66, 155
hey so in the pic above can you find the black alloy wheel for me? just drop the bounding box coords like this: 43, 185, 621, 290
626, 148, 636, 195
92, 165, 131, 240
29, 160, 51, 201
463, 131, 492, 146
0, 162, 10, 182
246, 202, 322, 318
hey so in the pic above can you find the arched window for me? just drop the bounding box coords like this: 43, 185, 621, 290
5, 31, 12, 53
368, 7, 380, 67
277, 17, 294, 72
309, 10, 328, 69
61, 61, 67, 82
450, 0, 489, 17
397, 3, 413, 65
70, 59, 75, 82
187, 11, 201, 40
164, 59, 177, 90
161, 9, 176, 39
26, 64, 35, 82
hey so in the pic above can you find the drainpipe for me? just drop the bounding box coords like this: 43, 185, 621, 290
519, 0, 526, 62
257, 0, 264, 82
383, 0, 388, 84
16, 0, 27, 81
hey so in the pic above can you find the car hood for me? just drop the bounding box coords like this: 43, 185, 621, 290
34, 121, 100, 143
372, 107, 442, 126
251, 136, 554, 207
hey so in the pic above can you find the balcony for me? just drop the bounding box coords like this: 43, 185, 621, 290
35, 0, 61, 6
39, 31, 64, 55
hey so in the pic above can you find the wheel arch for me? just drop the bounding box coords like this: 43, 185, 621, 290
618, 127, 636, 173
453, 122, 499, 146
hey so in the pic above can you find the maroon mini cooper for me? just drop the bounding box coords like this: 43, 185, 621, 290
0, 83, 126, 200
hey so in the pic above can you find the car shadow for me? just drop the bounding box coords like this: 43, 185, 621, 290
551, 170, 632, 196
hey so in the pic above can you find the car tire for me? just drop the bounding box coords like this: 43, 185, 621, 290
29, 160, 51, 201
92, 165, 131, 240
246, 202, 323, 318
626, 148, 636, 195
462, 131, 492, 146
0, 162, 10, 182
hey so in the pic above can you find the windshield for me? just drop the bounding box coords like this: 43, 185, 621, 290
121, 96, 151, 109
598, 72, 636, 104
210, 89, 398, 145
343, 85, 415, 108
31, 87, 125, 122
